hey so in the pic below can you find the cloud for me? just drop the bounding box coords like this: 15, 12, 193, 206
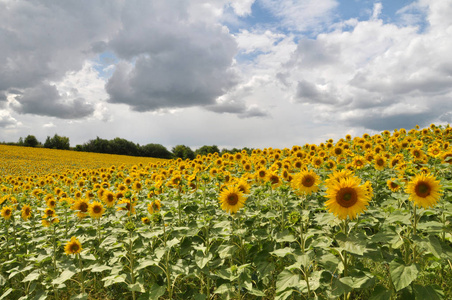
0, 110, 18, 128
105, 1, 239, 112
12, 83, 95, 119
282, 0, 452, 131
259, 0, 338, 32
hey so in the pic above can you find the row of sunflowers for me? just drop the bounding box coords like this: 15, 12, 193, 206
1, 124, 452, 299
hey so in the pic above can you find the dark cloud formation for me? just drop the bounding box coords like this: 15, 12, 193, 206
106, 1, 239, 111
12, 84, 95, 119
0, 0, 120, 118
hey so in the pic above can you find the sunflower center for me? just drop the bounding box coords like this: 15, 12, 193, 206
377, 159, 384, 166
79, 203, 88, 212
93, 205, 102, 214
270, 175, 279, 184
415, 182, 431, 198
302, 176, 314, 187
336, 187, 358, 208
70, 243, 80, 253
227, 193, 239, 206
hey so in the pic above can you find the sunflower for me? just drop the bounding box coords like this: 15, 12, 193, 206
292, 169, 320, 195
142, 217, 151, 225
441, 151, 452, 164
219, 185, 246, 214
1, 206, 13, 220
325, 176, 370, 220
387, 178, 401, 192
64, 236, 82, 255
132, 181, 143, 191
235, 179, 251, 194
72, 199, 89, 218
117, 199, 136, 215
352, 156, 367, 170
21, 204, 32, 220
255, 168, 267, 182
266, 171, 281, 188
102, 190, 116, 207
88, 201, 105, 219
405, 173, 442, 208
147, 199, 162, 214
373, 154, 386, 171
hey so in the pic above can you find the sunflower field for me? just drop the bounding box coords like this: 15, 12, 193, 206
1, 124, 452, 300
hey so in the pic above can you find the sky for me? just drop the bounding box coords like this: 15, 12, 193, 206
0, 0, 451, 150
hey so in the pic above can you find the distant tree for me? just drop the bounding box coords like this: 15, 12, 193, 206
172, 145, 195, 160
195, 145, 220, 157
141, 143, 173, 159
44, 134, 70, 150
17, 137, 24, 146
109, 138, 139, 156
23, 135, 40, 147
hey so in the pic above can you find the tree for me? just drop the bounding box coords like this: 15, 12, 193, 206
140, 143, 173, 159
44, 134, 70, 150
23, 135, 40, 147
195, 145, 220, 157
172, 145, 195, 160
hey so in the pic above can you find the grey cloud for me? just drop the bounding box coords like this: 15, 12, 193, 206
205, 99, 269, 118
12, 84, 95, 119
0, 113, 18, 128
295, 80, 338, 105
106, 2, 239, 111
0, 1, 121, 115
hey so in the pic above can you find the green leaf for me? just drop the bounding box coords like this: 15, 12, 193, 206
213, 283, 233, 294
271, 247, 293, 257
276, 270, 302, 293
136, 259, 158, 271
369, 285, 393, 300
102, 273, 127, 287
22, 270, 41, 282
413, 284, 444, 300
53, 269, 77, 285
339, 272, 375, 289
90, 264, 112, 273
218, 244, 237, 259
389, 261, 419, 291
247, 287, 266, 297
129, 282, 146, 293
148, 284, 166, 299
165, 237, 179, 249
274, 230, 296, 243
425, 235, 442, 259
195, 251, 213, 269
70, 293, 88, 300
0, 288, 13, 300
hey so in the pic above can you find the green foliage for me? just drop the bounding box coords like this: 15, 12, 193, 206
44, 134, 70, 150
23, 135, 40, 147
172, 144, 195, 160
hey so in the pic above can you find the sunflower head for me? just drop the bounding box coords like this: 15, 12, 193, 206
88, 201, 105, 219
405, 173, 442, 208
64, 236, 82, 255
292, 170, 320, 195
325, 175, 371, 220
21, 204, 32, 221
219, 185, 246, 214
1, 206, 13, 220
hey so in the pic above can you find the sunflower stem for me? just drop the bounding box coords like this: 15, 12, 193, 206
78, 253, 85, 294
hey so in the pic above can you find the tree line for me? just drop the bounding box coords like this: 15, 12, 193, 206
2, 134, 252, 159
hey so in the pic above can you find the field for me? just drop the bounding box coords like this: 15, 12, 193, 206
1, 124, 452, 300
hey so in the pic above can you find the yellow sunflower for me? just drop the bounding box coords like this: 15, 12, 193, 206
147, 199, 162, 214
88, 201, 105, 219
373, 154, 386, 171
219, 185, 246, 214
325, 176, 370, 220
405, 173, 442, 208
387, 178, 401, 192
72, 199, 90, 218
1, 206, 13, 220
292, 169, 320, 195
64, 236, 82, 255
102, 190, 116, 207
21, 204, 32, 221
266, 171, 281, 188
